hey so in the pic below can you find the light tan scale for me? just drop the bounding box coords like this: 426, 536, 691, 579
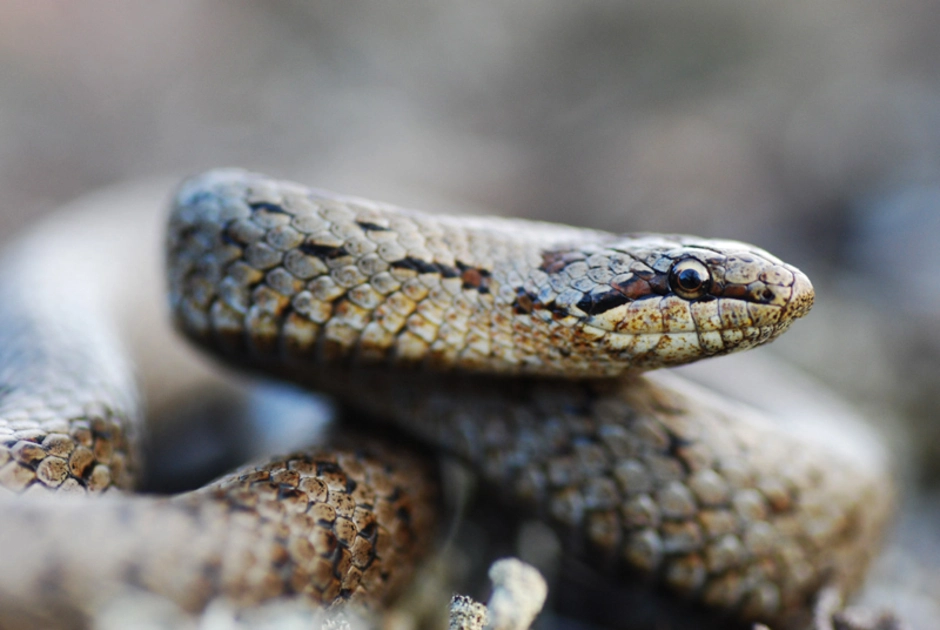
0, 169, 890, 630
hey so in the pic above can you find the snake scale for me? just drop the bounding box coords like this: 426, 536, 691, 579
0, 169, 893, 629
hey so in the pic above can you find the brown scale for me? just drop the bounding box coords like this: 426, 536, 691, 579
0, 440, 437, 627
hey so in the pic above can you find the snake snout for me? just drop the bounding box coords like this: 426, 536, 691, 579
781, 267, 814, 322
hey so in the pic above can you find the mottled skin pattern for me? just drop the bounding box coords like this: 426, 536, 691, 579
0, 440, 436, 628
0, 169, 889, 630
0, 192, 437, 628
164, 171, 884, 628
304, 369, 891, 630
169, 170, 813, 376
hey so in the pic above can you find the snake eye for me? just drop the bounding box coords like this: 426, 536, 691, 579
669, 259, 711, 299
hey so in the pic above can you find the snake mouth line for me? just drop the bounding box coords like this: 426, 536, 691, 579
601, 325, 780, 364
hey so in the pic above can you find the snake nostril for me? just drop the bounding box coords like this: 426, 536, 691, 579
762, 288, 775, 301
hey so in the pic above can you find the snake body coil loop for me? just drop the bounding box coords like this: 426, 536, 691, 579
0, 170, 891, 630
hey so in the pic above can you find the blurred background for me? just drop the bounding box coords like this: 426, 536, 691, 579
1, 0, 939, 626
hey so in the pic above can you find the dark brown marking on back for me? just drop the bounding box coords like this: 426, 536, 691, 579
220, 230, 242, 248
249, 201, 290, 214
512, 286, 576, 318
315, 460, 343, 477
456, 261, 491, 293
540, 249, 586, 275
356, 220, 390, 232
391, 257, 447, 276
300, 242, 349, 260
513, 289, 536, 314
390, 258, 492, 293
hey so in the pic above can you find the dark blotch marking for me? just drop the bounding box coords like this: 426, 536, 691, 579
300, 242, 349, 260
220, 230, 242, 247
387, 256, 490, 293
391, 257, 493, 291
395, 505, 412, 527
356, 220, 390, 232
318, 531, 340, 555
513, 286, 573, 317
456, 260, 491, 293
665, 432, 695, 476
575, 290, 630, 315
513, 290, 536, 314
540, 249, 587, 274
439, 265, 460, 279
249, 201, 290, 214
633, 267, 656, 281
359, 520, 378, 541
277, 485, 304, 501
229, 501, 260, 513
391, 257, 444, 275
316, 461, 342, 476
719, 284, 748, 299
612, 276, 653, 300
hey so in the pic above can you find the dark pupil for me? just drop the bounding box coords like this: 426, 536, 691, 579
677, 267, 702, 291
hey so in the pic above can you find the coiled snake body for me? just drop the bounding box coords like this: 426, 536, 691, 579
0, 170, 892, 629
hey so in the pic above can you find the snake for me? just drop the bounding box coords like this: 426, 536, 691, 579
0, 169, 893, 630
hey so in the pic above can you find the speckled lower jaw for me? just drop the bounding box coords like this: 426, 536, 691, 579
599, 325, 781, 368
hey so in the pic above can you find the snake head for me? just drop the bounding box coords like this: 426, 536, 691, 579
530, 235, 814, 370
